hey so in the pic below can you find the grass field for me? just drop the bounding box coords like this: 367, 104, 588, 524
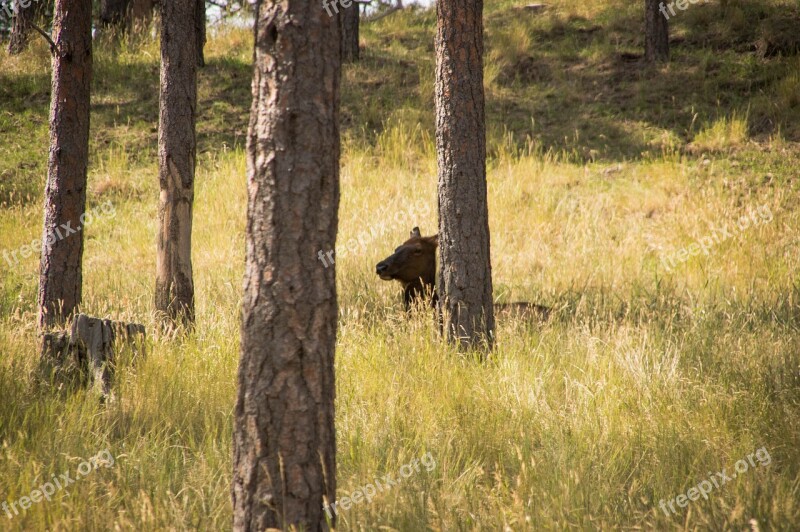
1, 0, 800, 529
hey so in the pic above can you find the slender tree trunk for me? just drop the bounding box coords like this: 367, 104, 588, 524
341, 2, 359, 62
99, 0, 131, 29
129, 0, 157, 29
8, 0, 35, 54
645, 0, 669, 62
232, 1, 340, 529
37, 0, 92, 331
101, 0, 156, 32
155, 0, 197, 324
195, 0, 206, 67
434, 0, 495, 350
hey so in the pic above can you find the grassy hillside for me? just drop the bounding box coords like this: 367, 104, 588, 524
1, 0, 800, 529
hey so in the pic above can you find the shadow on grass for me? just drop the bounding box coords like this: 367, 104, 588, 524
486, 0, 800, 161
1, 49, 253, 207
356, 0, 800, 162
4, 0, 800, 206
91, 54, 252, 161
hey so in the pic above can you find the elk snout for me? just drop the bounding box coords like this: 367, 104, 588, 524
376, 261, 391, 279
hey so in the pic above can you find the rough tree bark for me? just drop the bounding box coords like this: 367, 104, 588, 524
341, 2, 359, 62
232, 1, 340, 530
645, 0, 669, 62
99, 0, 130, 29
195, 0, 206, 67
38, 0, 92, 331
42, 314, 146, 399
435, 0, 495, 350
129, 0, 157, 25
155, 0, 197, 324
8, 0, 36, 54
100, 0, 156, 31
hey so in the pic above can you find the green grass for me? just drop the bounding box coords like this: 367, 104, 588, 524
2, 1, 800, 529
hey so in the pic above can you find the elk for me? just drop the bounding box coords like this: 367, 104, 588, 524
375, 227, 551, 320
375, 227, 439, 310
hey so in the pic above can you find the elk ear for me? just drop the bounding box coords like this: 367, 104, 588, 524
410, 227, 421, 238
428, 234, 438, 246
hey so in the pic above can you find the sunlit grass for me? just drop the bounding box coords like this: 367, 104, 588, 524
1, 2, 800, 530
690, 111, 750, 153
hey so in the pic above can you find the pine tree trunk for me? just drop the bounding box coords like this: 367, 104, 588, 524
37, 0, 92, 331
195, 0, 206, 67
99, 0, 131, 29
232, 1, 340, 529
129, 0, 157, 29
8, 0, 35, 54
100, 0, 155, 32
155, 0, 197, 324
341, 2, 359, 62
645, 0, 669, 62
434, 0, 495, 350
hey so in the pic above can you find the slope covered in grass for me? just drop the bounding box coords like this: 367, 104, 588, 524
1, 1, 799, 529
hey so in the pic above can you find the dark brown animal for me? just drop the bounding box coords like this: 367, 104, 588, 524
376, 227, 552, 320
375, 227, 439, 310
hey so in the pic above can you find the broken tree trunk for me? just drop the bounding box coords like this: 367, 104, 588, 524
41, 314, 146, 399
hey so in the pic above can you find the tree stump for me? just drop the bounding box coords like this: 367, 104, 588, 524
41, 314, 146, 400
